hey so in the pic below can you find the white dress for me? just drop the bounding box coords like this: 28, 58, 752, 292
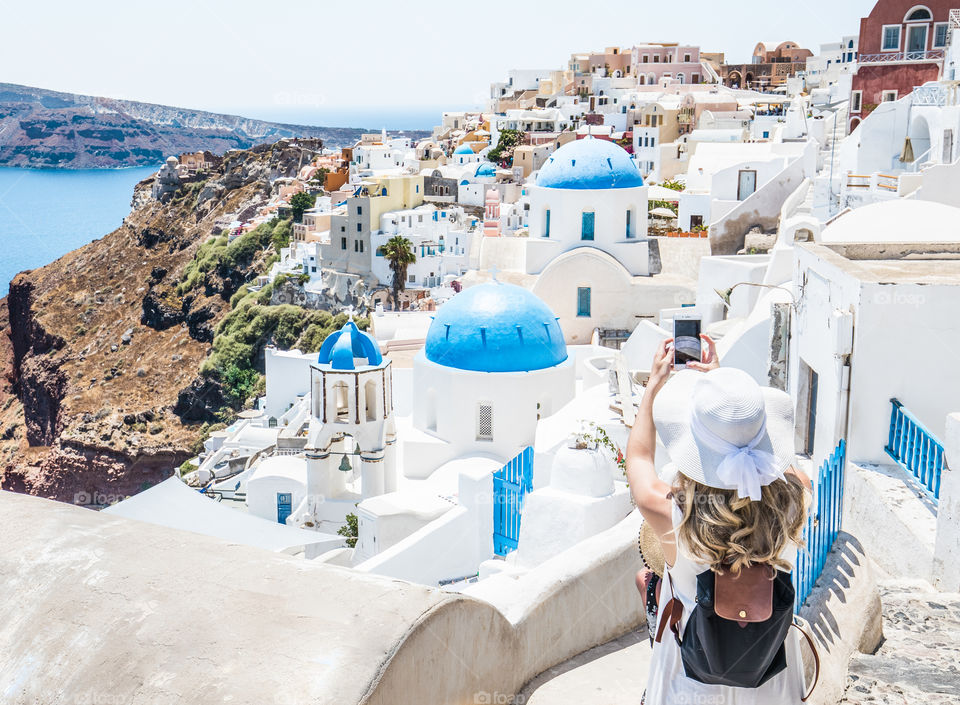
644, 505, 807, 704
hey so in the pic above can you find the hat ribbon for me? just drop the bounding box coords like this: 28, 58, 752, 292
690, 412, 784, 502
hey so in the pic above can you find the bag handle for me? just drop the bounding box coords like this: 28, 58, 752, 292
791, 617, 820, 702
654, 572, 683, 646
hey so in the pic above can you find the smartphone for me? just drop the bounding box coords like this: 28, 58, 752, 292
673, 315, 702, 369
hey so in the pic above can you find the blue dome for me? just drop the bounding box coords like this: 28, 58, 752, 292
425, 282, 567, 373
475, 162, 496, 177
536, 137, 644, 190
317, 321, 383, 370
454, 144, 476, 155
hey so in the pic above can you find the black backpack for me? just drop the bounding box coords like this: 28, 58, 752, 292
655, 564, 819, 700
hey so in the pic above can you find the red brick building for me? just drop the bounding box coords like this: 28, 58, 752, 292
850, 1, 954, 130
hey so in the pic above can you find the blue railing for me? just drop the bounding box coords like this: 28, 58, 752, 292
884, 398, 944, 503
493, 447, 534, 556
793, 439, 846, 612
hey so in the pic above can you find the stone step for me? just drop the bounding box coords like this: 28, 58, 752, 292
841, 584, 960, 703
520, 629, 652, 704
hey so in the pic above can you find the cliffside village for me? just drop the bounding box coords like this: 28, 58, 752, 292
91, 0, 960, 700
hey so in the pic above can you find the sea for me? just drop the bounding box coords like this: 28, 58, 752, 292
0, 165, 158, 297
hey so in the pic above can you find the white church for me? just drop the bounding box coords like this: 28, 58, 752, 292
469, 136, 696, 343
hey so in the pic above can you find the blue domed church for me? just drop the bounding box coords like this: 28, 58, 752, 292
410, 281, 575, 470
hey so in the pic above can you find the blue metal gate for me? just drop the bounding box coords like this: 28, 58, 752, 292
276, 492, 292, 525
493, 447, 534, 556
793, 439, 845, 612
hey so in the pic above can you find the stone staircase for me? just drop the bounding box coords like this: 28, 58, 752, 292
841, 580, 960, 704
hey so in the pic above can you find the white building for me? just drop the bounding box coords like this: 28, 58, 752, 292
370, 204, 478, 290
246, 321, 398, 534
408, 282, 576, 473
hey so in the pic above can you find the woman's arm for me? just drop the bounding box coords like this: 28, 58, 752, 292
626, 339, 676, 558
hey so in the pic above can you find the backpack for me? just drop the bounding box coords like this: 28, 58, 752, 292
655, 563, 820, 700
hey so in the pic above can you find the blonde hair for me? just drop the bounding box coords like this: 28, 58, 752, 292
672, 472, 807, 574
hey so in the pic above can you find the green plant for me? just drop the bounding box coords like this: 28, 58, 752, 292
289, 192, 316, 223
338, 513, 358, 548
382, 235, 416, 309
486, 129, 523, 166
574, 422, 627, 476
178, 460, 198, 477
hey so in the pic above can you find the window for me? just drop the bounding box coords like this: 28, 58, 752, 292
476, 403, 493, 441
851, 90, 862, 113
576, 287, 591, 317
354, 241, 358, 252
677, 73, 685, 84
762, 131, 770, 139
416, 184, 420, 193
357, 206, 362, 215
359, 241, 364, 253
882, 25, 901, 51
642, 55, 649, 63
408, 273, 416, 284
653, 55, 660, 63
934, 22, 949, 48
340, 237, 347, 250
692, 73, 700, 84
626, 209, 634, 238
356, 223, 362, 232
690, 214, 704, 229
907, 24, 928, 52
906, 7, 932, 21
651, 136, 656, 147
581, 211, 595, 240
684, 53, 691, 63
882, 90, 899, 102
544, 209, 551, 237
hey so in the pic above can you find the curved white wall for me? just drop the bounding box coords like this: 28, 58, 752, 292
527, 183, 649, 275
411, 353, 576, 462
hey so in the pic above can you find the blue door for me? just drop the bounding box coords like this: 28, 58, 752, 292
493, 447, 534, 556
276, 492, 292, 524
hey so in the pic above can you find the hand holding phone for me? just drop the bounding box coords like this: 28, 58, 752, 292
673, 315, 702, 369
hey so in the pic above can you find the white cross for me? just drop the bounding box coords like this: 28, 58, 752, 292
488, 265, 500, 282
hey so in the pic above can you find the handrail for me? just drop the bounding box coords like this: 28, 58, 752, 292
884, 398, 944, 502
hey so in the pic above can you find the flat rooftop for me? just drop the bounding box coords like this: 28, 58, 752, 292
800, 242, 960, 285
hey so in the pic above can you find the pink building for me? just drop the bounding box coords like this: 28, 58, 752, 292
630, 44, 704, 85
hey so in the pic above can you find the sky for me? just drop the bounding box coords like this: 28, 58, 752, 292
2, 0, 876, 129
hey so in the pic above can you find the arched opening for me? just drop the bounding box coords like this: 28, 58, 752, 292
639, 75, 646, 85
333, 381, 350, 423
905, 6, 932, 21
745, 72, 755, 88
849, 117, 862, 133
677, 73, 685, 84
364, 379, 378, 422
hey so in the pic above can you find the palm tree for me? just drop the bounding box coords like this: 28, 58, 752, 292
383, 235, 416, 310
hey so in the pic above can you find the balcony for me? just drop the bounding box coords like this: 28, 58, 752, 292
912, 84, 949, 106
858, 49, 944, 65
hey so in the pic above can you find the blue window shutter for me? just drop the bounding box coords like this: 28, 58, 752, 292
581, 212, 595, 240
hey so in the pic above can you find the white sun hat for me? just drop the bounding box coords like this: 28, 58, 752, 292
653, 367, 796, 501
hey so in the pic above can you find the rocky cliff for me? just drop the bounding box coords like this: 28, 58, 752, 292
0, 83, 426, 168
0, 141, 314, 502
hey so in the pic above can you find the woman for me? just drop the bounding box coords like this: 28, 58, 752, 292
626, 337, 812, 704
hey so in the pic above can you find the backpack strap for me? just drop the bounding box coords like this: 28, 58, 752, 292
791, 617, 820, 702
654, 572, 683, 646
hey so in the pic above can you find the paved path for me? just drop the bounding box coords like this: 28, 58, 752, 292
841, 581, 960, 704
519, 629, 652, 704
